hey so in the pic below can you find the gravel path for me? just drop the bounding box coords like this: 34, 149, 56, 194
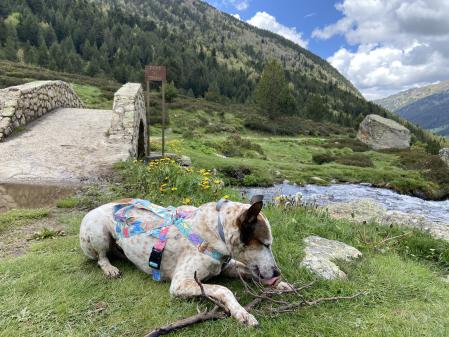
0, 108, 129, 183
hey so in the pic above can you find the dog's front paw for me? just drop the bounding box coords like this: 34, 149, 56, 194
234, 309, 259, 326
275, 281, 294, 291
104, 265, 121, 279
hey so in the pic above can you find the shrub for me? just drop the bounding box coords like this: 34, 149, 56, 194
313, 152, 374, 167
219, 134, 264, 158
220, 166, 251, 181
244, 114, 349, 137
312, 153, 336, 165
164, 81, 178, 103
323, 138, 370, 152
399, 151, 449, 192
335, 153, 374, 168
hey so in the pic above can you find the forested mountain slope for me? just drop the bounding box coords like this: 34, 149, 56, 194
0, 0, 382, 124
0, 0, 446, 149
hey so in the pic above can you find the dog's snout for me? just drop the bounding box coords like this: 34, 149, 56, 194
272, 267, 280, 278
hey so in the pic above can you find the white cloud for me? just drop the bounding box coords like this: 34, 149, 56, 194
247, 11, 308, 48
220, 0, 249, 11
312, 0, 449, 99
304, 13, 316, 18
232, 13, 241, 20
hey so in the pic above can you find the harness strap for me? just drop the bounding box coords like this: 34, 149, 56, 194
113, 198, 232, 281
216, 199, 229, 243
149, 225, 170, 281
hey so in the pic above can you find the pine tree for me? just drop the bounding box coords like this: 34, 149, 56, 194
165, 81, 178, 103
254, 59, 296, 119
17, 13, 39, 46
36, 33, 49, 67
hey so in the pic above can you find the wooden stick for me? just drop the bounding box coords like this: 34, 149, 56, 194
374, 232, 413, 248
270, 292, 366, 313
143, 280, 363, 337
193, 271, 229, 313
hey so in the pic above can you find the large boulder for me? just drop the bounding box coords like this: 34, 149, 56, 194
440, 148, 449, 166
357, 114, 411, 150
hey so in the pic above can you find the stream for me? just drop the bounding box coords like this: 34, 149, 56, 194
242, 183, 449, 224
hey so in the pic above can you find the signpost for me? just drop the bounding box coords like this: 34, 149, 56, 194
145, 65, 167, 157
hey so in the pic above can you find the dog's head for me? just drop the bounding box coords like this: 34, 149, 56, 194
224, 199, 281, 286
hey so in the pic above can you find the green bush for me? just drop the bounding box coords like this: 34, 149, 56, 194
244, 114, 348, 136
399, 151, 449, 191
219, 134, 265, 158
323, 138, 370, 152
312, 152, 374, 167
335, 153, 374, 168
312, 153, 336, 165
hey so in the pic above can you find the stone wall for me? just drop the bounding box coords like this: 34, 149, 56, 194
0, 81, 84, 141
109, 83, 148, 158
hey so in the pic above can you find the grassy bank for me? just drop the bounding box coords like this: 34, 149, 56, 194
143, 98, 449, 200
1, 160, 449, 336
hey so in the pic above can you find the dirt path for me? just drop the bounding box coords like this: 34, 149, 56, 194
0, 108, 130, 183
0, 210, 66, 258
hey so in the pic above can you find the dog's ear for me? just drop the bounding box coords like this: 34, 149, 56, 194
238, 201, 263, 244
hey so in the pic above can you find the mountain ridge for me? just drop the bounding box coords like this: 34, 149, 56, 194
375, 80, 449, 137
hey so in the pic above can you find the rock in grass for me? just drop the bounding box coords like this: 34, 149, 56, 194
324, 199, 449, 243
357, 114, 411, 150
301, 236, 362, 280
440, 148, 449, 166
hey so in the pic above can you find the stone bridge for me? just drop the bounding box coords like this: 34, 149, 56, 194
0, 81, 147, 184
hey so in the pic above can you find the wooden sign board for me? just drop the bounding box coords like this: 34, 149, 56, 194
145, 65, 166, 82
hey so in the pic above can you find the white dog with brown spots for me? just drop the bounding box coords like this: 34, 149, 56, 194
79, 197, 291, 326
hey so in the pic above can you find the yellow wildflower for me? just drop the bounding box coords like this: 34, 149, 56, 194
171, 187, 178, 191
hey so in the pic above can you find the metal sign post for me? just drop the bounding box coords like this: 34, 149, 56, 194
145, 65, 167, 157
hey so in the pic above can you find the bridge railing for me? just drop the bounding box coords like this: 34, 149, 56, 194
0, 81, 84, 141
109, 83, 148, 158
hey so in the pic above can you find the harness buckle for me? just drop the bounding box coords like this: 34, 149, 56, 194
149, 248, 164, 270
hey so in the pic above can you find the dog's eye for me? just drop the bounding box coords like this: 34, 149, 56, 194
263, 244, 271, 249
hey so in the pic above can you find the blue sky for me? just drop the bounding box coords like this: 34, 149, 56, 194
206, 0, 348, 58
203, 0, 449, 100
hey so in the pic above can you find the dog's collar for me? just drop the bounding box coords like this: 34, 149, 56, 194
216, 199, 229, 243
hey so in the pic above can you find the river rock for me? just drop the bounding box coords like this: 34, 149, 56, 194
357, 114, 411, 150
323, 199, 449, 242
440, 148, 449, 166
301, 236, 362, 280
178, 155, 192, 167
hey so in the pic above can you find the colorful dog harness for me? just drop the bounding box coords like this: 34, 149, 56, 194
112, 199, 230, 281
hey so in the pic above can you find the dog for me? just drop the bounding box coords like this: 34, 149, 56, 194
79, 196, 290, 326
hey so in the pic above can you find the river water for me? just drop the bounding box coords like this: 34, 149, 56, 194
243, 183, 449, 224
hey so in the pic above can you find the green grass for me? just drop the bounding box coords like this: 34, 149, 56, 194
0, 208, 49, 234
2, 159, 449, 336
56, 197, 80, 209
2, 205, 449, 336
72, 84, 113, 109
152, 105, 448, 199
